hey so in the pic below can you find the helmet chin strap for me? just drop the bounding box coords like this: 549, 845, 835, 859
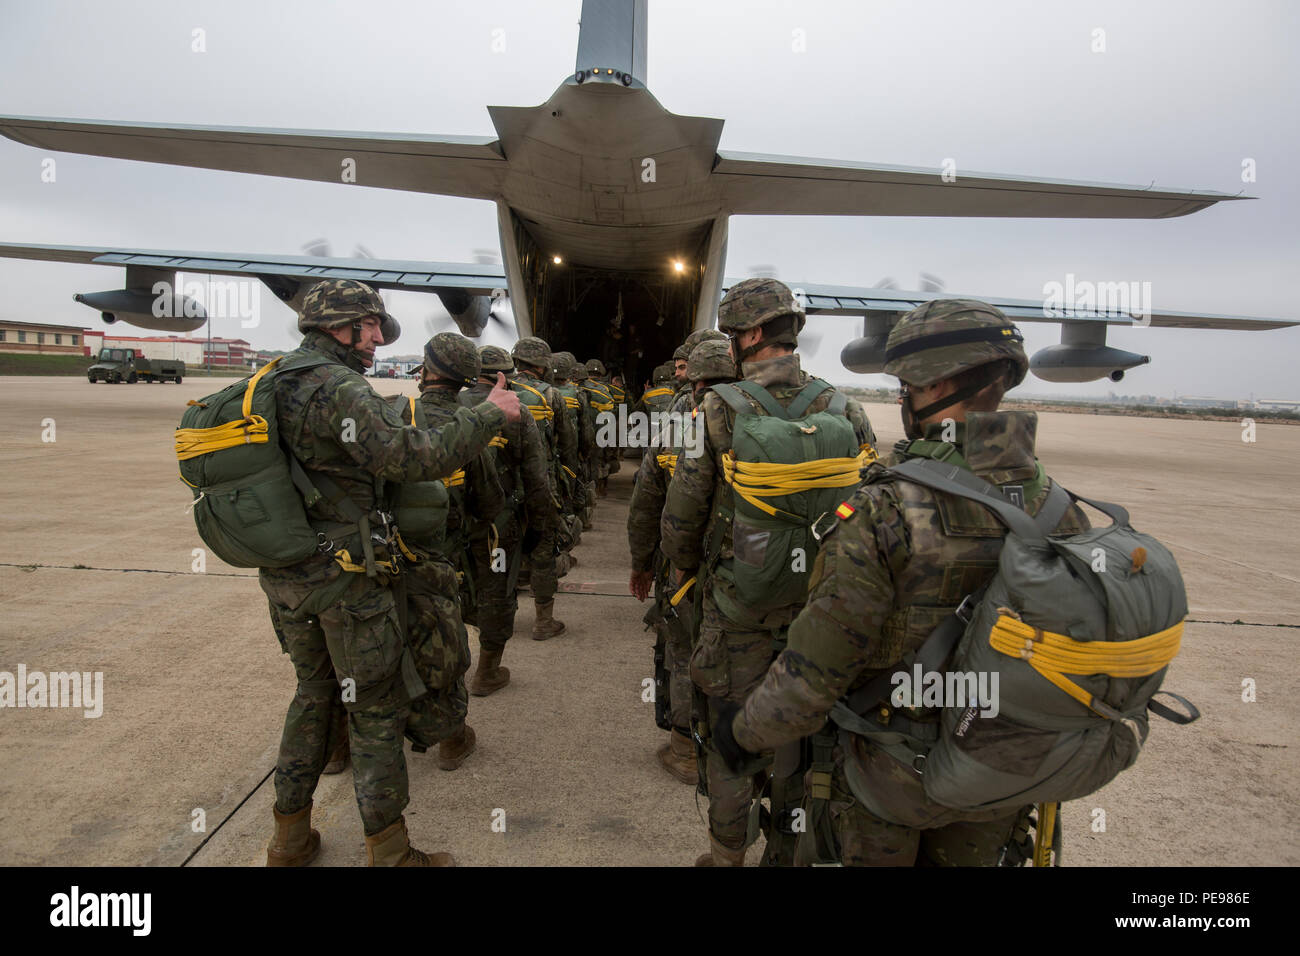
901, 365, 1002, 440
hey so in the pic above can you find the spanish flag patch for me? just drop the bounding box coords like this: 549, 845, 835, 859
835, 502, 855, 520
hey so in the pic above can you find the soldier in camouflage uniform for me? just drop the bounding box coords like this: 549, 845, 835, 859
661, 278, 876, 867
259, 279, 520, 867
714, 299, 1090, 866
551, 351, 596, 531
569, 359, 602, 523
584, 358, 619, 493
511, 337, 575, 640
460, 346, 555, 694
628, 339, 738, 784
389, 333, 505, 770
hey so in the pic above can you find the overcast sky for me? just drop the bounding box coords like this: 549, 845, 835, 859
1, 0, 1296, 399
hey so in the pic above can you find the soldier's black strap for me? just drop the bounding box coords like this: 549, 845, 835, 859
1148, 691, 1201, 724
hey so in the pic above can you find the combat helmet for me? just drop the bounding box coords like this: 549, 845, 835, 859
585, 358, 607, 378
298, 278, 399, 345
479, 345, 514, 374
652, 363, 675, 385
716, 278, 804, 359
884, 298, 1027, 439
883, 299, 1027, 388
687, 338, 738, 384
552, 351, 578, 381
423, 332, 480, 387
674, 328, 727, 361
512, 336, 552, 373
570, 360, 588, 382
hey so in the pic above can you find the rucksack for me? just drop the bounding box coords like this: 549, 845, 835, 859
175, 354, 335, 568
831, 457, 1199, 817
387, 395, 453, 552
709, 379, 870, 626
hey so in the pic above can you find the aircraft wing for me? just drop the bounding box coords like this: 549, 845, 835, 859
713, 151, 1248, 219
0, 116, 505, 198
0, 242, 507, 295
744, 280, 1297, 331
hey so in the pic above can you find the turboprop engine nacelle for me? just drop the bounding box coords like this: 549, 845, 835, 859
73, 289, 207, 333
435, 289, 493, 337
1029, 322, 1149, 383
839, 314, 894, 374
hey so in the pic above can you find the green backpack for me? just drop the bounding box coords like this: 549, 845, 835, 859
709, 379, 865, 627
175, 354, 333, 568
831, 457, 1199, 820
387, 395, 452, 553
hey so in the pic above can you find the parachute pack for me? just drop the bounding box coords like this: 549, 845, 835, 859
709, 379, 872, 626
831, 457, 1200, 819
175, 355, 334, 568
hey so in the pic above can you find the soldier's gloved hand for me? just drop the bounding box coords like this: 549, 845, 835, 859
486, 372, 522, 422
713, 701, 757, 773
629, 570, 653, 602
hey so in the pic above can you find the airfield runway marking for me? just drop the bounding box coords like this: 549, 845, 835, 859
1161, 540, 1300, 585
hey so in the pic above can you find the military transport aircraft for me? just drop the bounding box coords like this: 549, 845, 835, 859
0, 0, 1292, 388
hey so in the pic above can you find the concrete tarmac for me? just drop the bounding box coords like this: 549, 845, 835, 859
0, 376, 1295, 866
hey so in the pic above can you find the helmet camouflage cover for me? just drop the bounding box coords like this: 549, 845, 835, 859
298, 278, 400, 345
552, 350, 577, 380
512, 336, 552, 370
674, 328, 726, 361
652, 363, 675, 385
585, 358, 607, 378
716, 277, 806, 341
424, 331, 480, 386
883, 298, 1028, 388
687, 338, 738, 383
478, 344, 514, 374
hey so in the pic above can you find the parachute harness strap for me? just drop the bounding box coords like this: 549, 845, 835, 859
669, 576, 697, 607
656, 452, 679, 477
174, 357, 280, 460
514, 380, 555, 421
989, 613, 1184, 718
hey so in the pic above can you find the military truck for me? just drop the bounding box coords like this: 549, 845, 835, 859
87, 348, 185, 384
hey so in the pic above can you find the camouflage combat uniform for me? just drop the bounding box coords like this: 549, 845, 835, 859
390, 353, 504, 750
660, 280, 875, 865
511, 338, 574, 638
629, 339, 738, 783
260, 318, 503, 842
461, 358, 554, 674
583, 359, 618, 489
552, 352, 596, 529
727, 299, 1088, 866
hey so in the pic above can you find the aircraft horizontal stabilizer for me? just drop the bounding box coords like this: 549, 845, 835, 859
0, 116, 505, 197
714, 151, 1248, 219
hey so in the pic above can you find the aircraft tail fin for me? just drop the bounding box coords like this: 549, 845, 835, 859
576, 0, 647, 85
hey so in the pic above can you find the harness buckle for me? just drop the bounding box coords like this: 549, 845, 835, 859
955, 594, 977, 625
911, 752, 927, 775
316, 532, 334, 553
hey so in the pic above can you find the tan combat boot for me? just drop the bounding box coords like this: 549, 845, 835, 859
438, 724, 477, 771
532, 600, 567, 641
656, 728, 699, 785
694, 833, 747, 867
266, 801, 321, 867
364, 815, 454, 867
470, 646, 510, 697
